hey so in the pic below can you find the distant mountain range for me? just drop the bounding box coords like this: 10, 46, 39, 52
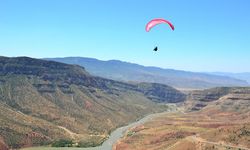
45, 57, 249, 89
208, 72, 250, 84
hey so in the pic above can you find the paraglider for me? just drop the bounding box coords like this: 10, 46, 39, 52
153, 47, 158, 51
146, 18, 174, 51
146, 18, 174, 32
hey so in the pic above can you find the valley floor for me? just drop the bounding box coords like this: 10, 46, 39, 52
113, 110, 250, 150
21, 110, 177, 150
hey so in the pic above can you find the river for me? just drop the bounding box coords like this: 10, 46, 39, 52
22, 110, 173, 150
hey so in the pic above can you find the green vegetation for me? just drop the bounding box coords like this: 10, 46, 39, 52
127, 131, 135, 137
76, 141, 97, 148
51, 139, 73, 147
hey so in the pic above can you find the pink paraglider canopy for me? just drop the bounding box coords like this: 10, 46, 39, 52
146, 18, 174, 32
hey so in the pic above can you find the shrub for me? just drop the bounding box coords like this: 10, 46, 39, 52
51, 139, 73, 147
77, 141, 97, 147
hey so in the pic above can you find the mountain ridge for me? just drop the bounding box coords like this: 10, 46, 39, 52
45, 57, 249, 89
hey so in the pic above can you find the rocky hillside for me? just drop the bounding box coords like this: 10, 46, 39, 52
0, 56, 185, 149
137, 83, 186, 103
186, 87, 250, 111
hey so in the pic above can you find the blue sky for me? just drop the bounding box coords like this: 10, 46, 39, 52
0, 0, 249, 72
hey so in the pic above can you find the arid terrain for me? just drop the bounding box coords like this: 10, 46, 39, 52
114, 87, 250, 150
0, 56, 185, 149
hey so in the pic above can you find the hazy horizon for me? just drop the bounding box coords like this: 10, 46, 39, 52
45, 56, 250, 74
1, 55, 250, 74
